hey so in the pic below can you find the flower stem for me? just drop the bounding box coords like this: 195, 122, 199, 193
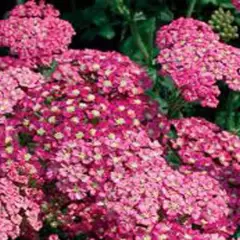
226, 91, 237, 131
129, 20, 150, 64
187, 0, 197, 17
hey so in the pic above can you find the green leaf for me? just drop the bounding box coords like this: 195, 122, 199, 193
120, 36, 144, 62
147, 67, 158, 83
160, 76, 175, 91
16, 0, 25, 4
40, 60, 58, 78
18, 132, 34, 147
145, 89, 169, 114
98, 25, 116, 39
200, 0, 218, 5
133, 11, 146, 21
92, 11, 109, 26
200, 0, 233, 6
166, 150, 181, 168
157, 7, 174, 22
80, 28, 98, 41
168, 126, 177, 139
121, 17, 156, 63
94, 0, 108, 8
233, 226, 240, 239
73, 234, 88, 240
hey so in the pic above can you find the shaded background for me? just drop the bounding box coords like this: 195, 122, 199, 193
0, 0, 191, 52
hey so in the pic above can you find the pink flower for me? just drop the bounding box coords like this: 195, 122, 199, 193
232, 0, 240, 10
0, 0, 75, 66
48, 234, 59, 240
157, 18, 240, 107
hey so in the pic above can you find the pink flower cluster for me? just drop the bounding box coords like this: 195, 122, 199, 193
0, 119, 44, 240
151, 222, 228, 240
48, 130, 235, 239
0, 0, 75, 67
156, 17, 219, 49
232, 0, 240, 10
54, 49, 153, 95
14, 49, 167, 157
169, 117, 240, 230
157, 18, 240, 107
171, 117, 240, 170
0, 67, 43, 115
4, 46, 236, 238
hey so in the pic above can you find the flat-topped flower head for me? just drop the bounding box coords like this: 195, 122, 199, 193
156, 17, 219, 49
54, 49, 153, 96
170, 117, 240, 186
157, 18, 240, 107
0, 134, 44, 240
0, 0, 75, 66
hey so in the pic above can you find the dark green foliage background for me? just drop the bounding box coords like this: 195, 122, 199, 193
57, 0, 240, 136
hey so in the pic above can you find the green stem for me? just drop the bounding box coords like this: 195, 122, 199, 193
147, 17, 156, 63
226, 91, 235, 131
187, 0, 197, 17
115, 0, 150, 64
129, 20, 150, 64
169, 97, 185, 118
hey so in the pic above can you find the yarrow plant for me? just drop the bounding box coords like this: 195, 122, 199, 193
157, 17, 240, 107
0, 0, 239, 239
0, 0, 75, 67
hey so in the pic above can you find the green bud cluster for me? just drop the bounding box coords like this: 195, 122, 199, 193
209, 8, 239, 42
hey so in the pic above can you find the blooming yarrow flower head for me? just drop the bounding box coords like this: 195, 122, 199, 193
0, 175, 43, 240
156, 17, 219, 49
12, 49, 167, 159
150, 221, 229, 240
0, 0, 75, 66
42, 122, 237, 239
157, 18, 240, 107
0, 177, 27, 240
0, 67, 44, 115
54, 49, 153, 95
16, 83, 164, 161
44, 129, 168, 238
170, 68, 220, 107
169, 117, 240, 223
0, 141, 44, 240
0, 119, 45, 240
170, 117, 240, 170
161, 171, 230, 226
47, 129, 165, 200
